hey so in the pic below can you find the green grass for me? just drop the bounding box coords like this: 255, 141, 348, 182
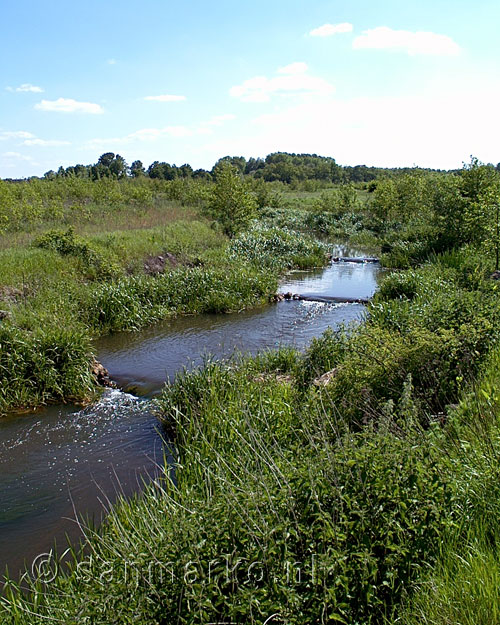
3, 249, 500, 622
395, 347, 500, 625
0, 352, 455, 624
227, 222, 327, 270
0, 197, 331, 413
4, 171, 500, 622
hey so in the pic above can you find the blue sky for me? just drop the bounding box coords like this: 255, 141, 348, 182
1, 0, 499, 177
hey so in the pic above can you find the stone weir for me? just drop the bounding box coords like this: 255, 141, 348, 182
331, 256, 379, 263
274, 293, 371, 305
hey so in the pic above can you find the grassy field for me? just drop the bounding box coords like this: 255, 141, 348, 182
3, 244, 500, 623
0, 179, 328, 414
2, 165, 500, 622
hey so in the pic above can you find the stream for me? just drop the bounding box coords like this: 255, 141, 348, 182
0, 252, 382, 579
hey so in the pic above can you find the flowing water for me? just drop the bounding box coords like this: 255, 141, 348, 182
0, 254, 382, 579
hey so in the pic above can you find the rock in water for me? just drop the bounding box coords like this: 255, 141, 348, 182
91, 360, 113, 387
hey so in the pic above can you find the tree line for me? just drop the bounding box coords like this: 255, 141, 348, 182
34, 151, 480, 185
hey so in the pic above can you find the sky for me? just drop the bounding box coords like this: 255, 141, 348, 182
1, 0, 500, 178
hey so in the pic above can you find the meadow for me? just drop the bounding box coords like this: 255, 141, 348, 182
1, 157, 500, 623
0, 173, 327, 414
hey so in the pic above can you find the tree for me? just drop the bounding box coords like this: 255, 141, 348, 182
212, 156, 246, 175
192, 168, 211, 180
97, 152, 115, 168
73, 164, 89, 178
147, 161, 161, 178
109, 154, 128, 179
147, 161, 178, 180
179, 163, 193, 178
244, 157, 265, 175
208, 162, 257, 237
130, 160, 145, 177
92, 152, 128, 179
461, 157, 500, 262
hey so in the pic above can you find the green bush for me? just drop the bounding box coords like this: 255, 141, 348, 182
227, 224, 326, 270
0, 323, 94, 413
375, 270, 420, 301
33, 227, 120, 280
85, 266, 277, 332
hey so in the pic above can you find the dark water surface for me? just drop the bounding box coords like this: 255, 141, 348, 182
0, 255, 381, 579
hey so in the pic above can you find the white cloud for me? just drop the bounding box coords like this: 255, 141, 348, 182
6, 83, 44, 93
86, 125, 204, 147
230, 67, 334, 102
206, 85, 500, 170
277, 62, 308, 75
144, 94, 186, 102
35, 98, 104, 114
86, 112, 236, 148
309, 23, 353, 37
202, 114, 236, 127
0, 130, 69, 147
107, 59, 117, 65
0, 151, 40, 172
353, 26, 460, 56
2, 151, 35, 162
0, 130, 36, 140
23, 138, 71, 147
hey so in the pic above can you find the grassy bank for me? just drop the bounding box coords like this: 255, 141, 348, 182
3, 243, 500, 622
3, 161, 500, 622
0, 188, 327, 414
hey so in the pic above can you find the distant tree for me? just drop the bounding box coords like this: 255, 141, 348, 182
192, 168, 212, 180
163, 163, 178, 180
73, 164, 89, 178
460, 157, 500, 260
208, 162, 257, 237
98, 152, 116, 168
244, 157, 265, 175
147, 161, 178, 180
109, 154, 128, 178
179, 163, 193, 178
130, 160, 145, 177
147, 161, 161, 178
212, 156, 246, 175
346, 165, 377, 183
91, 152, 128, 179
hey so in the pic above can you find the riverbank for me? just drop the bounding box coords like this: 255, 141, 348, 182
3, 245, 500, 623
0, 258, 380, 580
0, 210, 327, 414
3, 161, 500, 622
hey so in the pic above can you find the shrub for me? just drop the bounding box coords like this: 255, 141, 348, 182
0, 322, 94, 414
227, 224, 326, 270
33, 227, 120, 280
375, 271, 420, 301
207, 163, 257, 237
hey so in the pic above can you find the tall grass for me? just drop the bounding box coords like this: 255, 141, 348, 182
0, 206, 330, 413
4, 252, 500, 621
396, 347, 500, 625
0, 353, 454, 624
84, 265, 277, 332
227, 222, 327, 270
0, 324, 94, 414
